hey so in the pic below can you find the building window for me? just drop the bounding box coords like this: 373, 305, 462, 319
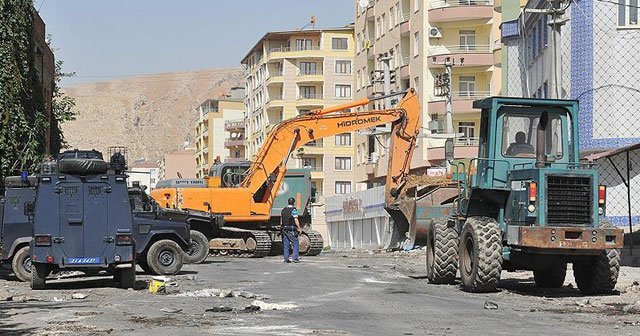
299, 62, 317, 75
390, 8, 395, 29
395, 3, 401, 25
414, 76, 420, 92
301, 157, 319, 170
458, 122, 476, 142
335, 181, 352, 194
299, 86, 317, 99
413, 32, 419, 57
414, 0, 420, 12
335, 133, 352, 146
335, 60, 352, 74
335, 84, 352, 98
381, 13, 387, 35
296, 39, 313, 50
459, 30, 476, 51
619, 0, 639, 26
335, 157, 352, 171
459, 76, 476, 98
332, 37, 349, 50
356, 70, 362, 89
376, 17, 381, 39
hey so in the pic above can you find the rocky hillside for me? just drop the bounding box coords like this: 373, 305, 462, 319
61, 68, 244, 162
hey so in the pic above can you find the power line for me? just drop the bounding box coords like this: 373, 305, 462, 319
596, 0, 640, 9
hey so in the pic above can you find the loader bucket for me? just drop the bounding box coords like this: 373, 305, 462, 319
384, 198, 420, 250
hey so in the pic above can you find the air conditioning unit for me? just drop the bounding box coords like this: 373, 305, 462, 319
428, 120, 444, 132
429, 27, 443, 38
370, 152, 379, 164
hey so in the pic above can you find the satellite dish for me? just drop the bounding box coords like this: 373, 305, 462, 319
358, 0, 369, 8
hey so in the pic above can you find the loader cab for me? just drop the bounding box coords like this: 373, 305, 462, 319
471, 97, 580, 190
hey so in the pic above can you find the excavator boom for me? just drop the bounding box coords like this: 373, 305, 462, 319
151, 89, 420, 230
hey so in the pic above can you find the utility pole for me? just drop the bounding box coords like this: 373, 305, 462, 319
433, 56, 464, 169
526, 1, 569, 98
380, 54, 392, 108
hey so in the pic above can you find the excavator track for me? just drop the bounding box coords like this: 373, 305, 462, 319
208, 227, 272, 258
300, 230, 324, 256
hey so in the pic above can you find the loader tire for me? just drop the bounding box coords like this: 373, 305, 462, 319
30, 264, 47, 290
573, 249, 620, 295
184, 230, 209, 264
533, 261, 567, 288
426, 218, 458, 284
147, 240, 183, 275
12, 246, 32, 282
458, 217, 502, 293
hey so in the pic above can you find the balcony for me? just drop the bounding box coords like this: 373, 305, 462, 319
400, 14, 410, 35
428, 0, 493, 23
428, 91, 491, 113
266, 94, 284, 109
297, 69, 324, 83
225, 156, 246, 163
266, 75, 284, 86
297, 93, 323, 100
365, 0, 374, 19
225, 119, 245, 131
494, 0, 527, 13
426, 137, 479, 164
493, 39, 502, 67
428, 45, 493, 67
304, 139, 323, 147
267, 45, 321, 60
224, 138, 245, 147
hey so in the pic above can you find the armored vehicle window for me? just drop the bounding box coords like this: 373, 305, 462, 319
130, 193, 146, 212
502, 114, 563, 158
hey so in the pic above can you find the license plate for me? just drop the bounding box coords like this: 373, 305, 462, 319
66, 257, 101, 265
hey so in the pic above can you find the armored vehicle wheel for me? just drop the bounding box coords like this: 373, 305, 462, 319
458, 217, 502, 293
184, 230, 209, 264
573, 249, 620, 295
117, 263, 136, 289
147, 240, 183, 275
12, 246, 32, 282
426, 218, 459, 285
30, 264, 47, 290
533, 261, 567, 288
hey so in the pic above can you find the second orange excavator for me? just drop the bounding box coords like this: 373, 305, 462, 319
151, 89, 421, 256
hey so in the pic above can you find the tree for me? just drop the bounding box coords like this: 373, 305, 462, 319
0, 0, 76, 183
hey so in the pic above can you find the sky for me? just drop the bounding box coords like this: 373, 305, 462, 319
37, 0, 355, 86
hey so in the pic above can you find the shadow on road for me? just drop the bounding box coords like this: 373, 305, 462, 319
498, 277, 620, 298
0, 301, 85, 335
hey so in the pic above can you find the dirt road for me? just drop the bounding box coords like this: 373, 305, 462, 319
1, 250, 639, 335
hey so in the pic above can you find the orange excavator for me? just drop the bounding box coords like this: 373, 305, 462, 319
150, 89, 420, 256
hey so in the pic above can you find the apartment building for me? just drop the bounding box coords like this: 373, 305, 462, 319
240, 26, 356, 238
159, 149, 196, 181
194, 87, 245, 178
352, 0, 500, 188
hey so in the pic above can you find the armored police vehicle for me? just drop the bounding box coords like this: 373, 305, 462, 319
128, 183, 203, 273
0, 175, 37, 282
30, 149, 136, 289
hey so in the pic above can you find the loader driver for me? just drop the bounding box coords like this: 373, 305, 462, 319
506, 131, 535, 156
281, 197, 302, 263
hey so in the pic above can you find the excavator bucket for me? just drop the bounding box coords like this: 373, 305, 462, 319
384, 198, 420, 250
